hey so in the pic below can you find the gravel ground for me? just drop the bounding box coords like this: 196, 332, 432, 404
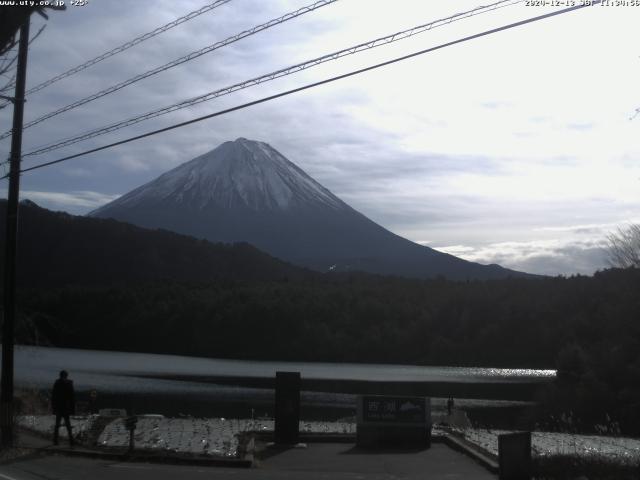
99, 417, 358, 457
27, 414, 636, 464
17, 415, 358, 458
454, 427, 640, 464
17, 415, 96, 441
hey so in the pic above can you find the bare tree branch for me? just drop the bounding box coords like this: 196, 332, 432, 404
606, 224, 640, 268
0, 37, 16, 58
0, 53, 18, 78
0, 24, 45, 110
29, 24, 46, 46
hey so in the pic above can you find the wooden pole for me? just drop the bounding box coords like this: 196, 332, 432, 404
1, 18, 30, 448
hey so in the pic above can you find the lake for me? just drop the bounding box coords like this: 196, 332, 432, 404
14, 345, 555, 419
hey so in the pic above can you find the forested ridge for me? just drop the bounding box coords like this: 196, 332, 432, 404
16, 269, 639, 370
0, 200, 308, 286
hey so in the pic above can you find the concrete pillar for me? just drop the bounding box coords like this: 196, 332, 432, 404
274, 371, 300, 445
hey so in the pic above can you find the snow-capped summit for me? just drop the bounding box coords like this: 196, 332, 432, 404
93, 138, 345, 214
91, 138, 528, 280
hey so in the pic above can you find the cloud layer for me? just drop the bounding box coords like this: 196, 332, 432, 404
436, 238, 609, 276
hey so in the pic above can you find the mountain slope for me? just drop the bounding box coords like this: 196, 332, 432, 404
0, 200, 308, 288
91, 138, 529, 280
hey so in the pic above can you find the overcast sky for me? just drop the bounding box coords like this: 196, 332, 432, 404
1, 0, 638, 276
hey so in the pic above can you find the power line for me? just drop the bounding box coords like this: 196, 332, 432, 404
4, 1, 600, 180
20, 0, 524, 159
0, 1, 232, 111
24, 0, 233, 97
0, 0, 337, 141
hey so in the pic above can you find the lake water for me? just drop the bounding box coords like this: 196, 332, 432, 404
14, 345, 555, 418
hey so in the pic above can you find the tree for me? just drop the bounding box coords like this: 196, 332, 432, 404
606, 224, 640, 268
0, 5, 64, 111
0, 28, 20, 109
0, 23, 47, 111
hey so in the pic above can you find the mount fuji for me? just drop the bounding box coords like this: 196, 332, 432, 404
90, 138, 526, 280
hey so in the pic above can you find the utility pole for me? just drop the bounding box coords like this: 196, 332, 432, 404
1, 18, 30, 448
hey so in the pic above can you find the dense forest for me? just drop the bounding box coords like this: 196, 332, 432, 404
15, 271, 637, 368
2, 201, 640, 433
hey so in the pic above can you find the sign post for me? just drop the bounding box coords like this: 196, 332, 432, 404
357, 395, 431, 448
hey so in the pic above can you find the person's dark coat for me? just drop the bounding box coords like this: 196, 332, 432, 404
52, 378, 75, 415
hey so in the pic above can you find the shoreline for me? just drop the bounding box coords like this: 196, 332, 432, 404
115, 373, 549, 401
18, 383, 539, 427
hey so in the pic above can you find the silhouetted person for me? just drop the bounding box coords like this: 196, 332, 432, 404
447, 397, 454, 416
52, 370, 75, 446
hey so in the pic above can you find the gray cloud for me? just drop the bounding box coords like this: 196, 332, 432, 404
3, 189, 120, 214
437, 238, 609, 276
481, 100, 511, 109
566, 122, 594, 131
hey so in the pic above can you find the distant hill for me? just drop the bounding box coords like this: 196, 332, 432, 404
0, 200, 309, 288
91, 137, 531, 281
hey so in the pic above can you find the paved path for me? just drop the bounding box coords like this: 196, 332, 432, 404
261, 443, 496, 479
0, 443, 496, 480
